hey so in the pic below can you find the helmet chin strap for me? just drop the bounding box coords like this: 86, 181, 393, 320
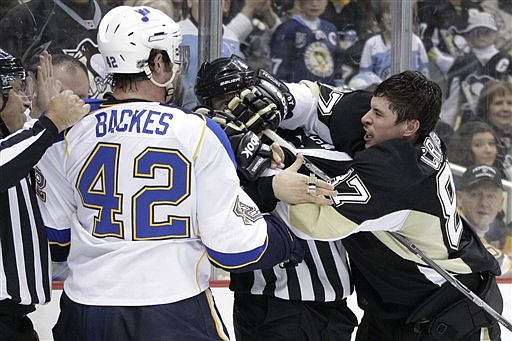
143, 64, 180, 103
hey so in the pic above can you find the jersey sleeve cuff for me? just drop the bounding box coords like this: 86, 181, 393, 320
38, 115, 59, 137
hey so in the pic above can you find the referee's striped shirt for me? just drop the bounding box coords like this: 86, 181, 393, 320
0, 116, 57, 307
230, 239, 352, 301
230, 138, 353, 302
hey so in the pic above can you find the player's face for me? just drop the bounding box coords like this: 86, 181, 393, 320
211, 92, 237, 111
471, 131, 498, 166
487, 93, 512, 132
54, 65, 90, 99
361, 96, 409, 148
457, 182, 503, 233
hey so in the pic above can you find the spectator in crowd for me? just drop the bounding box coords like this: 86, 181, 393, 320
472, 80, 512, 164
0, 0, 112, 99
441, 9, 512, 129
226, 0, 282, 71
226, 0, 279, 42
34, 7, 310, 340
418, 0, 482, 98
327, 0, 379, 83
480, 0, 512, 53
359, 0, 429, 81
418, 0, 482, 73
457, 164, 512, 276
447, 120, 511, 180
418, 0, 478, 56
178, 0, 240, 109
195, 55, 368, 341
321, 0, 378, 40
0, 48, 89, 341
270, 0, 343, 85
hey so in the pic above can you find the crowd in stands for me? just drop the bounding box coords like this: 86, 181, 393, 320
1, 0, 512, 280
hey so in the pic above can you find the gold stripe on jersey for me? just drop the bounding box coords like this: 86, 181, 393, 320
204, 289, 230, 341
290, 203, 474, 274
49, 240, 71, 247
64, 128, 70, 156
195, 250, 207, 290
192, 114, 207, 161
371, 211, 472, 274
290, 203, 357, 240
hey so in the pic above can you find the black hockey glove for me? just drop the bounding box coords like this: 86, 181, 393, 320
230, 130, 272, 181
195, 106, 273, 182
195, 105, 246, 136
226, 71, 295, 134
256, 69, 296, 121
227, 87, 279, 134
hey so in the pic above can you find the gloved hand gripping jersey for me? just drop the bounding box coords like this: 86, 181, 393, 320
196, 107, 272, 182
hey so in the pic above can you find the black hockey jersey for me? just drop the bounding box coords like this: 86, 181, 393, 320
276, 81, 501, 318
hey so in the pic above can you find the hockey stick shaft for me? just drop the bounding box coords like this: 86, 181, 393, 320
263, 129, 332, 182
391, 232, 512, 332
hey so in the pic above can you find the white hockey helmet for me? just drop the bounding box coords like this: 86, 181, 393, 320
97, 6, 182, 75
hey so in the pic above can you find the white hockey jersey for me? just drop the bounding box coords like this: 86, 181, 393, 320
36, 100, 278, 306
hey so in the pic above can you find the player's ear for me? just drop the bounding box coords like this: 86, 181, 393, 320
149, 53, 164, 72
402, 119, 420, 138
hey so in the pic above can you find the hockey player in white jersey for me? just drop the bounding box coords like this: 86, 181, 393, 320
34, 6, 306, 341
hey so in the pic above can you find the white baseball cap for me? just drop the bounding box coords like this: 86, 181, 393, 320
457, 9, 498, 34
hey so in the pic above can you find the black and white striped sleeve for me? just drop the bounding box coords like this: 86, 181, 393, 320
0, 116, 58, 191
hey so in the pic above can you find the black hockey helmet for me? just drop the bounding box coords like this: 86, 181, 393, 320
195, 54, 256, 106
0, 49, 26, 97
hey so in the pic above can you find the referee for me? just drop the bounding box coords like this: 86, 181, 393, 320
0, 50, 89, 341
194, 56, 369, 340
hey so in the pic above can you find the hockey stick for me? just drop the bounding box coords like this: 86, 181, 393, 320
263, 129, 332, 182
264, 128, 512, 332
391, 232, 512, 332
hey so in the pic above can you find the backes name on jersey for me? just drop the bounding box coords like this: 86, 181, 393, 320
95, 109, 174, 137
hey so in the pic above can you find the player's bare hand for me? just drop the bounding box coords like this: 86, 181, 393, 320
45, 90, 89, 132
31, 51, 62, 118
272, 155, 336, 205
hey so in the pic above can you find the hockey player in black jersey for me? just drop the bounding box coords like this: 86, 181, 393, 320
276, 71, 503, 341
198, 60, 504, 340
